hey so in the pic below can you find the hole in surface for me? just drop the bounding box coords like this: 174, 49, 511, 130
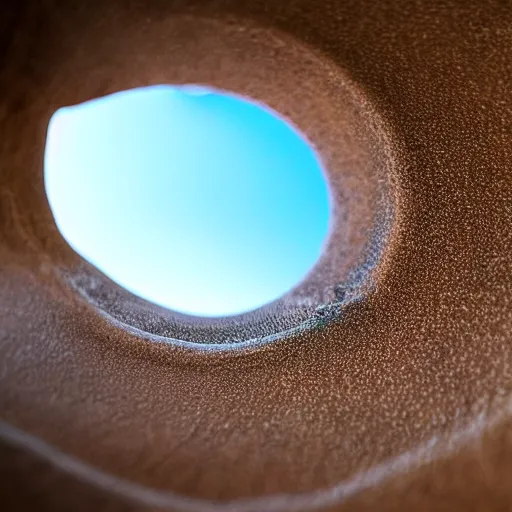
44, 85, 332, 318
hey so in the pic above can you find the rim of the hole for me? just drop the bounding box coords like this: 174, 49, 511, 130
38, 18, 402, 347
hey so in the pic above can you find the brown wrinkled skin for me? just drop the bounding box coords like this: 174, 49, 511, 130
1, 1, 511, 511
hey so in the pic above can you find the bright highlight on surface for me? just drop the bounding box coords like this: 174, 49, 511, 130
44, 85, 331, 317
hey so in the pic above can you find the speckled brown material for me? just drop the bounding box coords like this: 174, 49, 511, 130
0, 1, 511, 511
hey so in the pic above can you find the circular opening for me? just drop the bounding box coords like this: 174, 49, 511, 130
44, 85, 332, 318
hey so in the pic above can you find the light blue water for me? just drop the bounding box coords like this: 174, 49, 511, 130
44, 85, 331, 317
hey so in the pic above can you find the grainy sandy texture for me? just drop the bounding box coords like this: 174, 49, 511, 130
0, 0, 511, 511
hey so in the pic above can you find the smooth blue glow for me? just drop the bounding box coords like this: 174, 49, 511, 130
44, 85, 331, 317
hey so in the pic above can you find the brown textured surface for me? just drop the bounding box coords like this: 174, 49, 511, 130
0, 0, 511, 511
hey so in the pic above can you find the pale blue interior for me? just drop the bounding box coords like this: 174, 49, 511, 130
44, 85, 331, 317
